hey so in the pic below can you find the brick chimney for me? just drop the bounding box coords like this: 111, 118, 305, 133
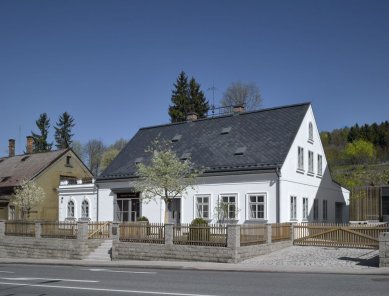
26, 136, 34, 154
186, 112, 198, 121
8, 139, 15, 157
232, 105, 245, 114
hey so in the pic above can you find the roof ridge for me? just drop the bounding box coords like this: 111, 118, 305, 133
139, 102, 311, 131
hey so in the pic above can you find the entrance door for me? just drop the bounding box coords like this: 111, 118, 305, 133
115, 193, 140, 222
335, 202, 344, 223
171, 199, 181, 225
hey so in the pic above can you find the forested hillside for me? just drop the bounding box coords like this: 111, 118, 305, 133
321, 121, 389, 188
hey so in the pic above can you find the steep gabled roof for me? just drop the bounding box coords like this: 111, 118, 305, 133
0, 149, 69, 189
98, 103, 310, 181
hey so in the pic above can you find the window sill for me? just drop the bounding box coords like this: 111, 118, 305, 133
307, 172, 314, 176
316, 174, 322, 179
290, 218, 298, 221
307, 139, 314, 144
296, 169, 305, 174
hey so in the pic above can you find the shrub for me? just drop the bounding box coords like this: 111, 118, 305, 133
189, 218, 210, 241
137, 216, 149, 222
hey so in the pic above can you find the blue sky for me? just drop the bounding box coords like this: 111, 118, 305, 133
1, 0, 388, 156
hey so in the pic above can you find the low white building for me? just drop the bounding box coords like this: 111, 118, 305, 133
59, 103, 350, 224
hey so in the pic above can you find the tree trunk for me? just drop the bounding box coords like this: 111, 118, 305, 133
165, 200, 174, 224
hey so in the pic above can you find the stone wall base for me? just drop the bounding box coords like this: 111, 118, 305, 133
379, 232, 389, 267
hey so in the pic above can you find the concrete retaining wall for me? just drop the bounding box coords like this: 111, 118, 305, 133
379, 232, 389, 267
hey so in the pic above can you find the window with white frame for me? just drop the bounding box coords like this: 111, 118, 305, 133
290, 196, 297, 220
308, 122, 313, 142
298, 147, 304, 171
81, 200, 89, 218
313, 199, 319, 220
317, 154, 323, 176
302, 198, 308, 220
308, 150, 314, 174
323, 200, 328, 220
248, 194, 266, 219
195, 195, 210, 219
67, 200, 75, 218
221, 194, 237, 220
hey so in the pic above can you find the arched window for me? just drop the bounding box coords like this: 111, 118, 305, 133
67, 200, 75, 218
308, 122, 313, 142
81, 200, 89, 218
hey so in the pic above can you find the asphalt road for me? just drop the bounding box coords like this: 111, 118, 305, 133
0, 264, 388, 296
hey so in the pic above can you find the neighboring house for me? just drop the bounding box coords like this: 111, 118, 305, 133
85, 102, 349, 224
0, 137, 93, 221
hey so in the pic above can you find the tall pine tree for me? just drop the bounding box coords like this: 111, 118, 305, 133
31, 113, 52, 152
168, 71, 209, 122
54, 112, 75, 149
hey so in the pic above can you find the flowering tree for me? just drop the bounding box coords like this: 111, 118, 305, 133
11, 180, 45, 220
135, 139, 202, 223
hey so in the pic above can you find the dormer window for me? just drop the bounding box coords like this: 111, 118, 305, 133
221, 127, 232, 135
180, 152, 191, 160
234, 146, 246, 156
171, 134, 182, 142
308, 122, 313, 143
134, 157, 143, 165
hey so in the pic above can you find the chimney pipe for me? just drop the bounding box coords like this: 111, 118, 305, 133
26, 136, 34, 154
8, 139, 15, 157
186, 112, 198, 121
232, 105, 245, 114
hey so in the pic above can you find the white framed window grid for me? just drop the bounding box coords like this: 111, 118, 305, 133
308, 150, 314, 174
290, 196, 297, 220
248, 194, 266, 219
195, 195, 210, 219
220, 194, 237, 220
298, 146, 304, 171
317, 154, 323, 176
302, 197, 308, 220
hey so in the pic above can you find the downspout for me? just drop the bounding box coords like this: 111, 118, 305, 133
95, 182, 99, 222
275, 166, 281, 223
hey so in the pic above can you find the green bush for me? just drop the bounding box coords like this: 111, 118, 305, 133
137, 216, 149, 222
189, 218, 210, 241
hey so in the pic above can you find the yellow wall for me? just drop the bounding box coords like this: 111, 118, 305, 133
31, 150, 92, 221
0, 207, 7, 220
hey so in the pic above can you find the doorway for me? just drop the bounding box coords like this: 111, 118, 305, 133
171, 199, 181, 225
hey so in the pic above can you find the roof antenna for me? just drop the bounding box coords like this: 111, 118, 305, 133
207, 80, 217, 116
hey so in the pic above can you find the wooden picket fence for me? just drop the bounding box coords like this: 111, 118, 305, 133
293, 223, 389, 249
4, 221, 35, 237
119, 222, 165, 244
88, 222, 111, 239
173, 224, 227, 247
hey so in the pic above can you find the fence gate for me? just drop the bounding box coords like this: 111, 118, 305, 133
293, 224, 389, 249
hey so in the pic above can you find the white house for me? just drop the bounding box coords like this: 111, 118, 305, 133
59, 103, 349, 224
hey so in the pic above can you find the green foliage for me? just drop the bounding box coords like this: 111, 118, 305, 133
342, 139, 375, 164
135, 139, 203, 223
54, 112, 75, 149
31, 113, 52, 152
221, 81, 262, 111
190, 217, 209, 226
168, 71, 209, 122
100, 148, 120, 171
137, 216, 149, 222
11, 180, 45, 220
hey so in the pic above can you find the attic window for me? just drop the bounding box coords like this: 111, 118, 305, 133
180, 152, 191, 160
66, 156, 72, 167
134, 157, 143, 165
21, 156, 30, 162
171, 134, 182, 142
234, 146, 247, 156
221, 127, 232, 135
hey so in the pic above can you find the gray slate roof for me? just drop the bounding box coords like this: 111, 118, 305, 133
98, 103, 310, 181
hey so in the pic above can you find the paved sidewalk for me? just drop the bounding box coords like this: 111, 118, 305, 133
1, 246, 389, 275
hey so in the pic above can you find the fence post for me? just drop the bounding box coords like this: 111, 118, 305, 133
227, 224, 240, 249
77, 221, 89, 241
165, 224, 173, 245
290, 223, 295, 242
266, 223, 272, 244
35, 222, 41, 239
111, 222, 120, 241
0, 220, 5, 238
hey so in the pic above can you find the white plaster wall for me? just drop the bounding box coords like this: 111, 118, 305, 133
280, 105, 350, 222
58, 184, 97, 221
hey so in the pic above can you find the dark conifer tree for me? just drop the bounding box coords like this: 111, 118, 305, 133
188, 77, 209, 119
54, 112, 75, 149
31, 113, 52, 152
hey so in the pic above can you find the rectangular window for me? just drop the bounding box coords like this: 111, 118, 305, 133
290, 196, 297, 220
196, 195, 210, 219
313, 199, 319, 221
116, 192, 141, 222
221, 194, 237, 220
249, 194, 266, 219
317, 154, 323, 176
302, 198, 308, 220
323, 200, 328, 220
308, 151, 314, 174
298, 147, 304, 171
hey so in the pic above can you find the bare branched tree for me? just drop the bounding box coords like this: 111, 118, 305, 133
221, 82, 262, 111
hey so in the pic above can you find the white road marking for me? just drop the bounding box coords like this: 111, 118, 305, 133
86, 268, 156, 274
0, 277, 98, 283
0, 271, 14, 274
0, 281, 219, 296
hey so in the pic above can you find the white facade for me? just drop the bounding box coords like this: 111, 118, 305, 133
59, 105, 349, 224
58, 180, 97, 221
